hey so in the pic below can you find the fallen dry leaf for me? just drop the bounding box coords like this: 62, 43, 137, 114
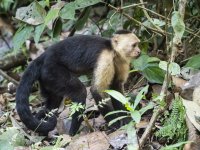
66, 131, 109, 150
182, 99, 200, 131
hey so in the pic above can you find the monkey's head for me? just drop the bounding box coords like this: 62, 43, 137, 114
112, 30, 141, 60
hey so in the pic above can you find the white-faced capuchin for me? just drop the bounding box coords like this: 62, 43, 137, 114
15, 30, 140, 136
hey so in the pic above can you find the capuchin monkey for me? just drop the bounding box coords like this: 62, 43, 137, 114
15, 30, 141, 136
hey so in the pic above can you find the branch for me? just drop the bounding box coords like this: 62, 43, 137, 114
105, 3, 166, 35
0, 69, 19, 86
139, 0, 164, 33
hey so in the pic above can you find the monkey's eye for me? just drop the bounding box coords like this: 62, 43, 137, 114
132, 43, 137, 48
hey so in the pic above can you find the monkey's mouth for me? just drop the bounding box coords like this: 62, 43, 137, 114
130, 52, 141, 58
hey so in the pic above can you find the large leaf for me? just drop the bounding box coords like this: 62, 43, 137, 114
143, 64, 165, 84
45, 1, 65, 29
75, 0, 101, 9
159, 61, 180, 75
105, 90, 128, 105
60, 2, 76, 20
45, 8, 60, 25
185, 54, 200, 69
171, 11, 185, 39
13, 26, 34, 51
139, 102, 154, 115
142, 18, 165, 28
130, 110, 141, 123
126, 122, 138, 150
34, 23, 45, 43
75, 7, 91, 30
52, 18, 63, 38
132, 55, 164, 84
15, 1, 46, 25
108, 116, 129, 126
133, 85, 149, 109
105, 110, 129, 117
0, 127, 26, 150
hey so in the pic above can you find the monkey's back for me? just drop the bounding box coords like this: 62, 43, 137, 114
43, 35, 113, 74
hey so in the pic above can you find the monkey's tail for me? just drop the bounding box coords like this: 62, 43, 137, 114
16, 54, 57, 134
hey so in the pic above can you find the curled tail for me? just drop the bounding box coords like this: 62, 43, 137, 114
16, 54, 57, 134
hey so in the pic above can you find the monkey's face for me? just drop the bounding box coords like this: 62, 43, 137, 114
112, 33, 141, 59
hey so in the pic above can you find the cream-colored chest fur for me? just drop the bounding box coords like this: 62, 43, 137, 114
93, 50, 130, 92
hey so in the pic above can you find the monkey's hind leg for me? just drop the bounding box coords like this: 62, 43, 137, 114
66, 76, 87, 136
40, 65, 87, 136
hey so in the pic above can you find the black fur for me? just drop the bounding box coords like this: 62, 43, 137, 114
115, 30, 132, 35
16, 35, 123, 135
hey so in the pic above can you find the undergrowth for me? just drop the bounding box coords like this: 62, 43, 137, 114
156, 96, 187, 147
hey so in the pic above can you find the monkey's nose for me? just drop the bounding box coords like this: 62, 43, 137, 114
137, 50, 141, 56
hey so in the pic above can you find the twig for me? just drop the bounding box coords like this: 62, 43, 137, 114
121, 2, 147, 9
189, 29, 200, 43
105, 3, 166, 35
139, 0, 163, 33
0, 69, 19, 85
83, 115, 95, 132
0, 32, 11, 49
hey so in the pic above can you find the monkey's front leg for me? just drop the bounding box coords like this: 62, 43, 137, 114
110, 79, 126, 111
90, 87, 120, 128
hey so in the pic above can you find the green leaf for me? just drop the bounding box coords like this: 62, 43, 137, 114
13, 26, 34, 51
105, 90, 128, 105
34, 23, 45, 43
60, 2, 76, 20
185, 54, 200, 69
74, 0, 101, 9
152, 18, 165, 27
171, 11, 185, 39
133, 85, 149, 109
133, 54, 160, 70
105, 110, 129, 117
108, 116, 129, 126
126, 122, 138, 150
45, 8, 60, 25
15, 1, 46, 25
161, 141, 191, 150
159, 61, 180, 75
0, 127, 26, 149
144, 65, 165, 83
143, 18, 165, 29
52, 18, 62, 38
133, 55, 165, 83
75, 7, 91, 30
130, 110, 141, 123
139, 102, 154, 115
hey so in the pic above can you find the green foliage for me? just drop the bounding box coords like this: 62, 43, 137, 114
13, 0, 102, 51
132, 54, 165, 84
60, 2, 76, 20
13, 25, 34, 51
185, 54, 200, 69
70, 102, 85, 117
161, 141, 191, 150
156, 97, 187, 147
171, 11, 185, 40
105, 85, 153, 125
0, 127, 26, 150
0, 0, 13, 12
159, 61, 181, 75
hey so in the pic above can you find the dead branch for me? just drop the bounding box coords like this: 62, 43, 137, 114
0, 69, 19, 85
0, 52, 27, 71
